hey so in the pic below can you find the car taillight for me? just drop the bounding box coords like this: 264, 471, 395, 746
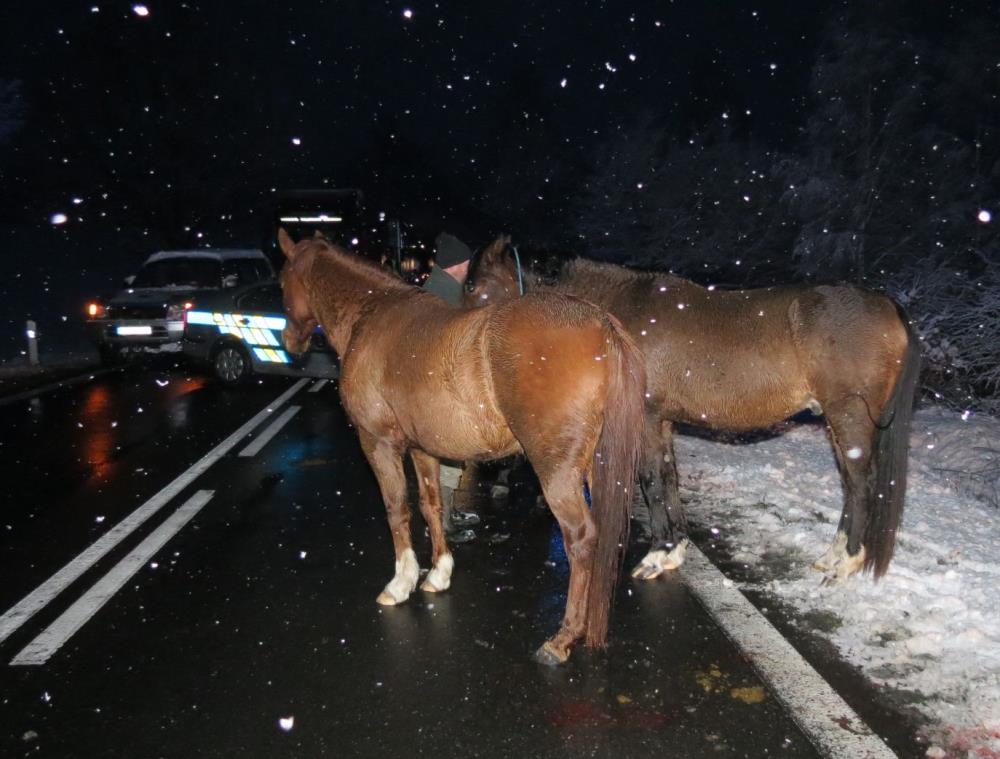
86, 301, 105, 319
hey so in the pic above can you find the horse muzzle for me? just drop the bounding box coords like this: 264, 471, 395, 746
281, 325, 313, 357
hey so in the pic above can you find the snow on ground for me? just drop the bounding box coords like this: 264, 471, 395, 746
674, 406, 1000, 758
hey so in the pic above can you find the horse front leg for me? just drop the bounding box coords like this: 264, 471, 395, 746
409, 449, 454, 593
359, 431, 420, 605
633, 419, 690, 580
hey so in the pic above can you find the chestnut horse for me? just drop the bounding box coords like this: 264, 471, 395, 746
277, 230, 645, 664
464, 237, 921, 584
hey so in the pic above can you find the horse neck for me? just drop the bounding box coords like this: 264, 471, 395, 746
306, 249, 408, 353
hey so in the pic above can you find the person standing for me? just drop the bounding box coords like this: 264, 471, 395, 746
424, 232, 472, 304
422, 231, 480, 542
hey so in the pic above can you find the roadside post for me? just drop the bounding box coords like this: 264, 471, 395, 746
26, 320, 39, 366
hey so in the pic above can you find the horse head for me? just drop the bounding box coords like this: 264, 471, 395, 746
462, 234, 521, 308
277, 228, 321, 356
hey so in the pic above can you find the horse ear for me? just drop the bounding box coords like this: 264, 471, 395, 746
484, 235, 508, 263
313, 229, 324, 239
277, 228, 297, 259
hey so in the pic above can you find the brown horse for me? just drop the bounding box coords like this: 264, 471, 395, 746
277, 229, 646, 664
464, 237, 921, 584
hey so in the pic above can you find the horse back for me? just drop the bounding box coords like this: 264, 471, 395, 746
485, 293, 613, 453
570, 273, 907, 429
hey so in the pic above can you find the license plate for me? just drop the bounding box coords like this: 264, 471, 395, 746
116, 325, 153, 336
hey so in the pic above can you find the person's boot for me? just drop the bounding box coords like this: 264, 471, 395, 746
442, 484, 476, 544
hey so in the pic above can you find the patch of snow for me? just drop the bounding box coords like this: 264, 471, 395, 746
674, 406, 1000, 756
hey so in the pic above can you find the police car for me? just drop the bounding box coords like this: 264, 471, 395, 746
181, 281, 338, 384
85, 248, 275, 364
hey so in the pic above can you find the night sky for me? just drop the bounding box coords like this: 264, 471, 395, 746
0, 1, 996, 353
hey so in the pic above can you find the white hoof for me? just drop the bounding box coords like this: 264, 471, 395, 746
377, 548, 419, 605
812, 532, 864, 584
420, 553, 454, 593
631, 539, 689, 580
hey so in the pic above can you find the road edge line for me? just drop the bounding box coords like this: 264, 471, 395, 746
680, 543, 897, 759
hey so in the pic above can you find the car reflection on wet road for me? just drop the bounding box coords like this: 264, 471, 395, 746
0, 367, 825, 758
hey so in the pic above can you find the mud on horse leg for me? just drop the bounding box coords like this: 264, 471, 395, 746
633, 419, 690, 580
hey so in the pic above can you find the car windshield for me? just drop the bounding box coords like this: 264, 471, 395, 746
132, 258, 221, 289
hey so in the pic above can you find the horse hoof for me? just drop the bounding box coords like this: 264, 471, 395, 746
420, 578, 447, 593
631, 560, 665, 580
376, 590, 402, 606
631, 540, 689, 580
534, 642, 569, 667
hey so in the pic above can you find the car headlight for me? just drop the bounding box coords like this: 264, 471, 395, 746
166, 301, 195, 321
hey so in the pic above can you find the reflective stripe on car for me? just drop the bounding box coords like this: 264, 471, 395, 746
187, 310, 291, 363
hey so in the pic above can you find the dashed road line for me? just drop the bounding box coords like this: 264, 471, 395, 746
0, 378, 308, 647
308, 378, 329, 392
11, 490, 215, 666
681, 543, 897, 758
238, 405, 300, 457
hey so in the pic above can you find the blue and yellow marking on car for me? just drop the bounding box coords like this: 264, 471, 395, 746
187, 310, 291, 364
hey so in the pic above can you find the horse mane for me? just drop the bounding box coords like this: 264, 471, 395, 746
535, 257, 689, 300
310, 238, 412, 294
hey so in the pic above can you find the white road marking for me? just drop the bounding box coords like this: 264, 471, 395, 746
308, 379, 329, 393
680, 543, 897, 758
0, 378, 308, 647
237, 405, 300, 457
10, 490, 214, 666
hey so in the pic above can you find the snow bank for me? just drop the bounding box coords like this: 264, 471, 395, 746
674, 407, 1000, 757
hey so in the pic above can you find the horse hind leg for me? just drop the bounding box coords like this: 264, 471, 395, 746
813, 401, 874, 584
533, 464, 597, 666
410, 449, 455, 593
359, 432, 421, 605
633, 419, 690, 580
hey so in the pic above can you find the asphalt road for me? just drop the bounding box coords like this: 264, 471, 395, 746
0, 365, 894, 758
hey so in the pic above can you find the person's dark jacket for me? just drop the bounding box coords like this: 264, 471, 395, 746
423, 265, 464, 306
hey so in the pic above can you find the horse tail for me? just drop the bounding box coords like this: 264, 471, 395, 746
864, 303, 921, 578
585, 313, 647, 648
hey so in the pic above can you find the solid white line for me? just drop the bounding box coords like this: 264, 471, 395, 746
237, 405, 300, 457
680, 543, 897, 758
0, 378, 308, 646
10, 491, 214, 666
308, 379, 329, 393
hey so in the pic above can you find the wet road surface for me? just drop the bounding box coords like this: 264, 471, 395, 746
1, 366, 845, 757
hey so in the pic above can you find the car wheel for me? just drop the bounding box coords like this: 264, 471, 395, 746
212, 343, 251, 385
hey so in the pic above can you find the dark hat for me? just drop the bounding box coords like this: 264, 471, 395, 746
434, 232, 472, 269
